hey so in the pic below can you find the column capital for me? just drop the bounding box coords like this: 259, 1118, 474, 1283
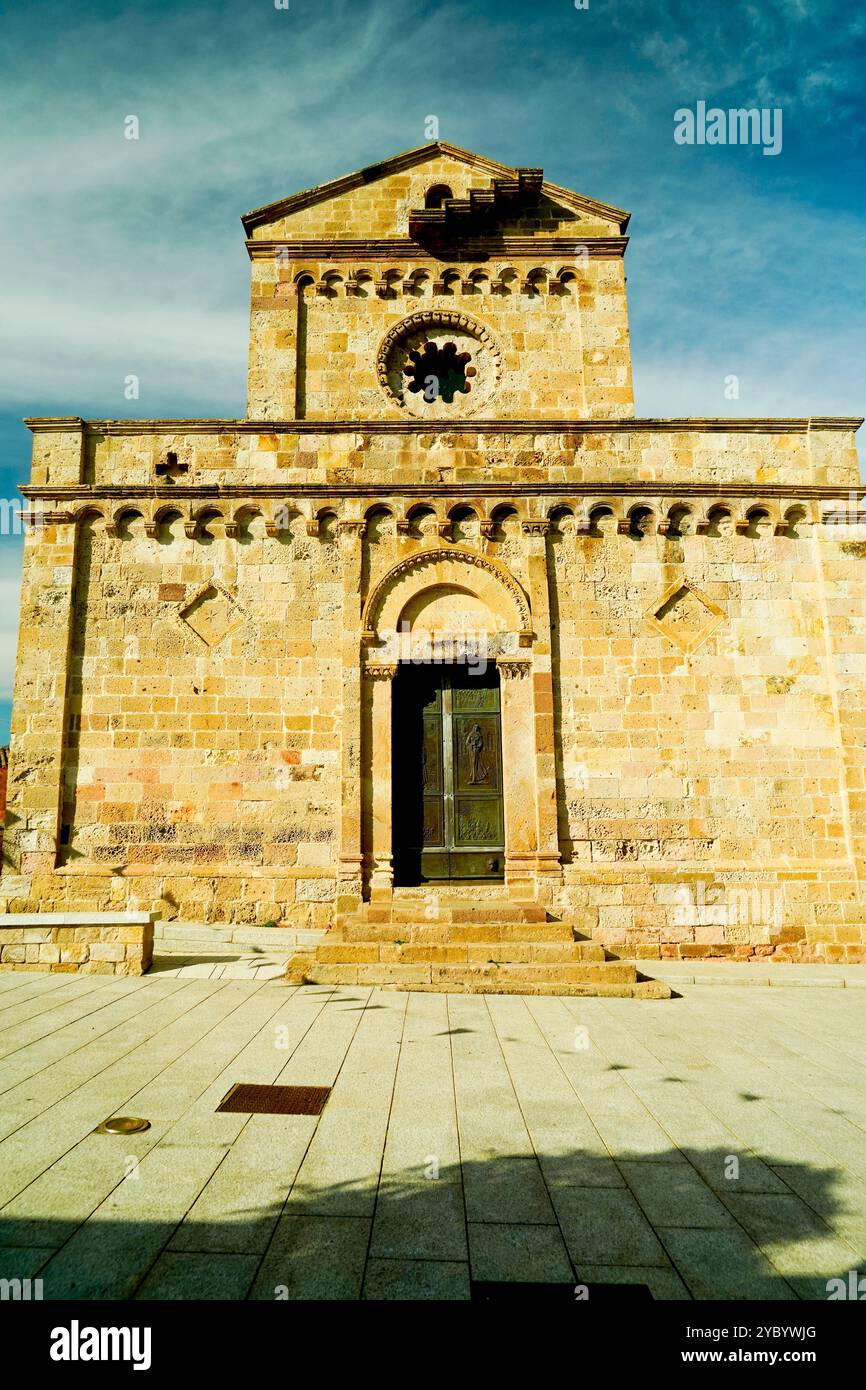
497, 659, 531, 680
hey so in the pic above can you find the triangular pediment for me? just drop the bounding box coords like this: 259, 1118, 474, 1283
242, 142, 629, 241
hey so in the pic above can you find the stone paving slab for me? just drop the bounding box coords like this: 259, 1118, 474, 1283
642, 961, 866, 988
0, 969, 863, 1300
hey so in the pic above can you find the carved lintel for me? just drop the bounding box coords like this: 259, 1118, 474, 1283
366, 664, 397, 681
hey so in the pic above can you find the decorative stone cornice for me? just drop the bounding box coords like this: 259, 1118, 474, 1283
25, 417, 863, 437
247, 237, 629, 262
365, 664, 397, 681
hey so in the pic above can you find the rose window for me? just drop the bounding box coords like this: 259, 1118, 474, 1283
402, 340, 476, 404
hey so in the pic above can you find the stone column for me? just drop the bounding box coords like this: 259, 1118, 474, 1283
3, 510, 78, 882
336, 521, 365, 912
522, 521, 563, 896
367, 663, 397, 900
498, 658, 537, 898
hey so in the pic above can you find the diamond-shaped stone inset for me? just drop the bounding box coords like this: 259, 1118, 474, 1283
646, 581, 724, 654
179, 582, 243, 648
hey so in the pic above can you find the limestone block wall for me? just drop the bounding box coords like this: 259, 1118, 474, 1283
549, 517, 842, 868
246, 254, 632, 421
3, 419, 863, 955
71, 511, 338, 903
546, 513, 866, 961
3, 509, 343, 926
0, 912, 153, 975
55, 419, 862, 491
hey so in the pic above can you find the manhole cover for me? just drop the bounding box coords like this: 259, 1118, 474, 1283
216, 1083, 331, 1116
95, 1116, 151, 1135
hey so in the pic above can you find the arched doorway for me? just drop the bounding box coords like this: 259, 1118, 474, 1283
392, 663, 504, 884
359, 547, 545, 899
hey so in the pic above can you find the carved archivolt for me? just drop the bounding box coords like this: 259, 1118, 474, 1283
362, 546, 532, 639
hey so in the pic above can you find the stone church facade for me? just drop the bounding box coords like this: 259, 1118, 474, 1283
2, 143, 865, 974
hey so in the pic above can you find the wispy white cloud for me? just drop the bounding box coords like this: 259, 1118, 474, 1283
0, 0, 862, 429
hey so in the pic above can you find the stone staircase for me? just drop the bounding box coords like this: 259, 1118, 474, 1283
285, 898, 671, 998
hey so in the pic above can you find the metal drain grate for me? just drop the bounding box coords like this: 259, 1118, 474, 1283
216, 1083, 331, 1116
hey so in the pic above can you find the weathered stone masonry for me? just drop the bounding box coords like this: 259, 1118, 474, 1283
2, 141, 864, 964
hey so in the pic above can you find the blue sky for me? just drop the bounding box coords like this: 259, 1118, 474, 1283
0, 0, 863, 738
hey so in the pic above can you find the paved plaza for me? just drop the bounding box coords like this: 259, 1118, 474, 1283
0, 962, 864, 1300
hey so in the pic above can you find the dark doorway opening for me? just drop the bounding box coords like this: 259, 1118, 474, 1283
392, 663, 505, 884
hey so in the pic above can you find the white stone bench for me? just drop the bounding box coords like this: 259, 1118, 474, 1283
0, 911, 156, 975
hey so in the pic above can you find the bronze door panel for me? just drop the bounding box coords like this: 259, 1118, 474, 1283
452, 715, 502, 795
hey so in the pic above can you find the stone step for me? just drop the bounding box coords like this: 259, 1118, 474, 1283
338, 921, 579, 944
288, 956, 635, 985
348, 900, 548, 926
313, 941, 606, 965
393, 902, 548, 925
285, 955, 670, 999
